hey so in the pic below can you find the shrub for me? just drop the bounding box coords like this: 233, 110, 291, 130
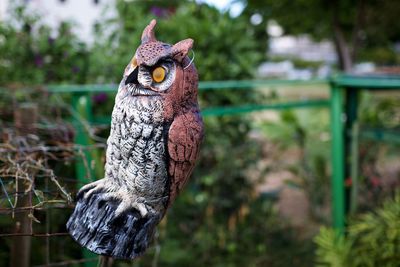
315, 192, 400, 267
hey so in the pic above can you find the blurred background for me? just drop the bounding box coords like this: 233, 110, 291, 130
0, 0, 399, 266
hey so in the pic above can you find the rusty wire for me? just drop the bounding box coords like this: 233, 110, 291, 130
0, 134, 98, 216
0, 88, 108, 264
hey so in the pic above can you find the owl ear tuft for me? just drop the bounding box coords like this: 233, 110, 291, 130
141, 19, 157, 43
171, 38, 193, 63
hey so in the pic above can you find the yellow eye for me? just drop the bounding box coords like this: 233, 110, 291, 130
131, 57, 137, 68
152, 66, 166, 83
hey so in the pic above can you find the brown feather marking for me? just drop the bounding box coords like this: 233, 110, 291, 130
167, 111, 203, 205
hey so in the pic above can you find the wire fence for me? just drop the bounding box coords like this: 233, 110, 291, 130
0, 87, 107, 266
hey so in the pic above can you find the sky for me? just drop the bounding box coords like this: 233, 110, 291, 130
199, 0, 245, 17
199, 0, 231, 9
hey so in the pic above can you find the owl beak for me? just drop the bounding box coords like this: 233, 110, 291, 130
125, 67, 139, 85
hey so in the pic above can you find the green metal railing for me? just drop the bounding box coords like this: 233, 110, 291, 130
45, 75, 400, 266
329, 74, 400, 233
47, 78, 330, 186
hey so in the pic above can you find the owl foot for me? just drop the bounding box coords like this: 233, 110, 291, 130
76, 178, 113, 200
99, 191, 151, 218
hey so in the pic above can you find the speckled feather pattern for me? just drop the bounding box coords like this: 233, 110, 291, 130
136, 42, 172, 66
105, 89, 169, 213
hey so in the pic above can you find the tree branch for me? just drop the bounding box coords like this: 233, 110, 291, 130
331, 0, 353, 71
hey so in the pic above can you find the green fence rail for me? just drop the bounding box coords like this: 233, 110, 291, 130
44, 75, 400, 266
47, 79, 328, 93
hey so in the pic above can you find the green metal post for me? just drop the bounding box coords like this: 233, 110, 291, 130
72, 93, 95, 185
330, 85, 345, 233
71, 93, 97, 267
350, 122, 359, 214
344, 88, 358, 213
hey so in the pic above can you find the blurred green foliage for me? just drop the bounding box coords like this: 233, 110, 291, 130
0, 1, 316, 267
314, 191, 400, 267
0, 4, 89, 85
349, 93, 400, 210
260, 108, 331, 222
1, 1, 399, 267
91, 1, 264, 83
360, 93, 400, 130
242, 0, 400, 68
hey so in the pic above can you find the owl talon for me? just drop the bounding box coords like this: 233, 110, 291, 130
76, 179, 110, 200
97, 192, 149, 218
76, 182, 96, 199
84, 186, 105, 200
115, 201, 148, 218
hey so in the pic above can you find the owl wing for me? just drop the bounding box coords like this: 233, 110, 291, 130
167, 110, 203, 206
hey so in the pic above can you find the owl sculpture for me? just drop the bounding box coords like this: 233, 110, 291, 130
67, 19, 203, 259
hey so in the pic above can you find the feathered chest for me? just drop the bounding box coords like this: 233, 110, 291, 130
105, 94, 169, 198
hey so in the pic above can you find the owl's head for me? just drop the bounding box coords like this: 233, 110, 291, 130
121, 19, 198, 118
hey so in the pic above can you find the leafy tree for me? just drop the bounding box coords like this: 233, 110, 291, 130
90, 1, 264, 83
243, 0, 400, 71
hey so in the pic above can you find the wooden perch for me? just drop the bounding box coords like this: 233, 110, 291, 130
67, 190, 161, 259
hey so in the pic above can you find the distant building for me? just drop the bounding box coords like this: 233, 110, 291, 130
256, 27, 338, 79
269, 35, 337, 63
257, 60, 319, 80
0, 0, 9, 21
1, 0, 115, 44
258, 21, 338, 79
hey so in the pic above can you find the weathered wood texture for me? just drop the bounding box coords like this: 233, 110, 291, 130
67, 191, 160, 259
10, 178, 32, 267
10, 104, 38, 267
